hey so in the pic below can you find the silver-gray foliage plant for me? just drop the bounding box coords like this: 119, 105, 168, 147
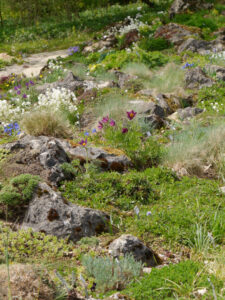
82, 254, 143, 292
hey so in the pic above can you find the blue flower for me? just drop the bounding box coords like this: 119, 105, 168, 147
68, 46, 80, 55
92, 128, 97, 133
84, 132, 89, 136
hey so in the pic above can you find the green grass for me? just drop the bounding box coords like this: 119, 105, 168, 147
61, 166, 224, 248
124, 260, 224, 299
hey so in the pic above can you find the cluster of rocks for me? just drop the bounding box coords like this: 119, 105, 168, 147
169, 0, 213, 18
155, 22, 225, 54
0, 135, 131, 187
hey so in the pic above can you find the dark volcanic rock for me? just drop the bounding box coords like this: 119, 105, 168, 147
22, 182, 110, 242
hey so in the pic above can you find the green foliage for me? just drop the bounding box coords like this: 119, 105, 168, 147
173, 12, 218, 32
103, 122, 163, 170
0, 148, 9, 163
126, 174, 225, 246
60, 162, 79, 178
77, 236, 99, 247
89, 49, 168, 72
0, 226, 74, 262
198, 84, 225, 114
124, 260, 223, 299
138, 37, 171, 52
61, 170, 157, 211
0, 174, 40, 216
82, 254, 142, 292
188, 223, 215, 252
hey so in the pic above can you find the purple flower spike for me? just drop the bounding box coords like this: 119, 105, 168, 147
122, 128, 128, 134
110, 119, 116, 127
127, 110, 137, 120
23, 94, 27, 98
17, 91, 21, 95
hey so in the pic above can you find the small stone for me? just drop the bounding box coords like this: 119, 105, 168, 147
108, 234, 161, 267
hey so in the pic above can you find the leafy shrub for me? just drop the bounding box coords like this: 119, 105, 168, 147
0, 149, 9, 164
173, 13, 218, 32
89, 49, 168, 72
103, 122, 163, 170
0, 174, 40, 217
0, 226, 74, 262
124, 260, 223, 299
61, 170, 157, 211
20, 109, 73, 138
138, 37, 171, 52
60, 162, 79, 178
82, 254, 142, 292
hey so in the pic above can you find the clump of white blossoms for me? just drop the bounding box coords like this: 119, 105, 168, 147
37, 87, 79, 123
0, 99, 27, 123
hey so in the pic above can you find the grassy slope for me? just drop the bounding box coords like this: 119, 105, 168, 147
0, 1, 225, 299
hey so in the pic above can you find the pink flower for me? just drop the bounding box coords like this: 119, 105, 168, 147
127, 110, 137, 120
110, 119, 116, 126
102, 116, 109, 123
122, 128, 128, 134
98, 121, 103, 129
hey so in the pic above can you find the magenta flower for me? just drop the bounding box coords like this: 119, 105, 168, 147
127, 110, 137, 120
102, 116, 109, 123
122, 128, 128, 134
110, 119, 116, 127
98, 121, 103, 130
79, 138, 87, 147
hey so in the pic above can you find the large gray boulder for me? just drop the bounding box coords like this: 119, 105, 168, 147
178, 38, 212, 55
108, 234, 160, 267
169, 0, 213, 17
22, 182, 110, 242
128, 100, 165, 118
36, 72, 84, 93
0, 135, 70, 186
205, 64, 225, 81
155, 23, 199, 46
185, 67, 214, 89
177, 107, 203, 120
58, 139, 131, 172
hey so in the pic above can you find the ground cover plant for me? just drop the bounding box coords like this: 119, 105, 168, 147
0, 0, 225, 299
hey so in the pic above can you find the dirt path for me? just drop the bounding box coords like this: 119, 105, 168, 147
0, 49, 69, 78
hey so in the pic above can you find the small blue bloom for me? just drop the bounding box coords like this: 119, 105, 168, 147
146, 211, 152, 216
92, 128, 97, 133
84, 132, 89, 136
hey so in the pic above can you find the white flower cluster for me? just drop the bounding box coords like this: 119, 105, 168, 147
0, 100, 26, 123
0, 87, 79, 125
37, 87, 79, 119
48, 59, 61, 70
211, 50, 225, 61
107, 15, 146, 36
209, 101, 223, 113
